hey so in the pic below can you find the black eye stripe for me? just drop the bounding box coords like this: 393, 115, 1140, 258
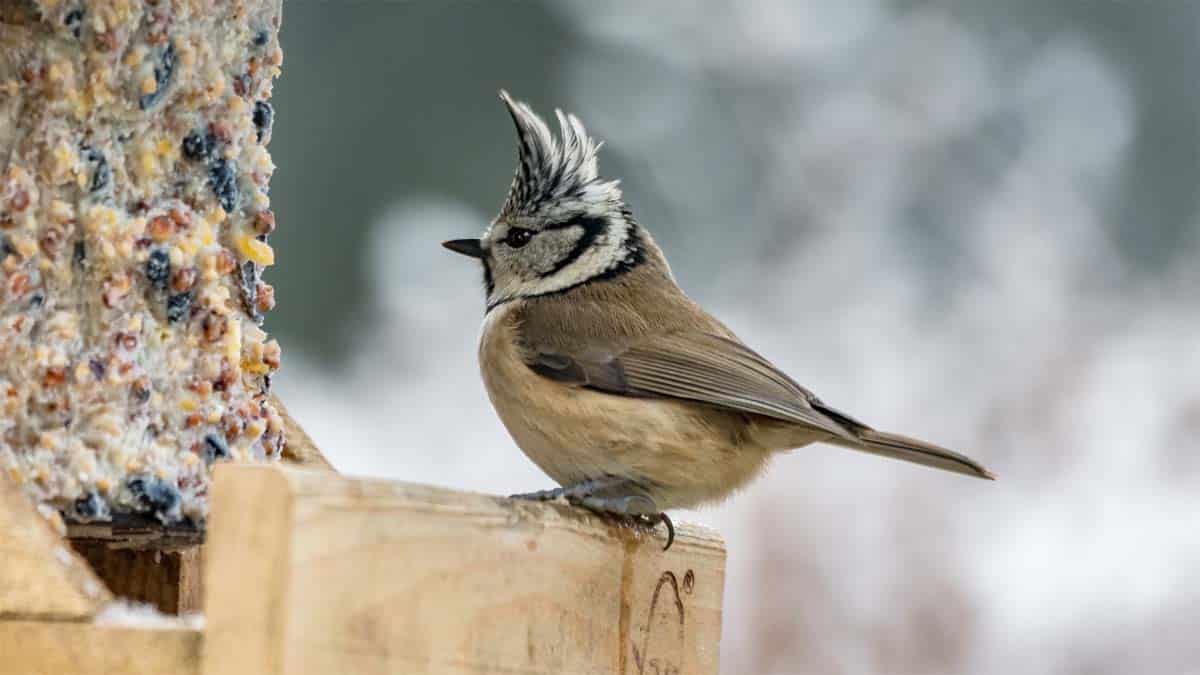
542, 218, 587, 231
538, 216, 608, 278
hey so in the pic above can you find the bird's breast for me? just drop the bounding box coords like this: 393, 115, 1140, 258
476, 303, 772, 509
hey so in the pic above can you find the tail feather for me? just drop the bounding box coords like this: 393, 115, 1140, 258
833, 429, 995, 480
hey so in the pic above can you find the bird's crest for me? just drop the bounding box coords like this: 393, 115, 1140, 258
498, 90, 620, 218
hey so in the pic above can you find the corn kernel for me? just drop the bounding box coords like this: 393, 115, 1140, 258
242, 360, 269, 375
236, 234, 274, 266
225, 317, 241, 363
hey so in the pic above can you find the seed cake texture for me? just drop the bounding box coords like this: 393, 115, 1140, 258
0, 0, 285, 525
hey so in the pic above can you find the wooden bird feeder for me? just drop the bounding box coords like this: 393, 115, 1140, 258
0, 402, 727, 674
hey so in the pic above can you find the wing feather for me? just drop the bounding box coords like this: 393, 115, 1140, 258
527, 331, 856, 441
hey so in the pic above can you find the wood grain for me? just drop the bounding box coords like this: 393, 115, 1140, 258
0, 474, 110, 619
0, 619, 201, 675
203, 464, 725, 675
69, 543, 204, 615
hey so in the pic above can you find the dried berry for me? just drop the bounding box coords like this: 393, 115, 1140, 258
126, 475, 181, 521
96, 30, 117, 52
88, 358, 106, 379
208, 121, 233, 144
145, 248, 170, 289
148, 215, 173, 242
166, 291, 192, 323
255, 282, 275, 314
203, 433, 229, 464
252, 210, 276, 236
238, 261, 260, 322
101, 272, 132, 308
39, 228, 64, 257
252, 101, 273, 143
42, 367, 66, 387
8, 273, 29, 298
252, 29, 269, 46
182, 130, 215, 161
201, 311, 227, 341
64, 8, 84, 39
170, 267, 197, 293
215, 249, 236, 275
29, 294, 44, 308
208, 159, 238, 213
10, 189, 29, 212
169, 208, 191, 229
262, 339, 281, 369
139, 41, 176, 110
73, 240, 86, 266
221, 413, 243, 441
73, 491, 106, 521
130, 378, 151, 404
82, 148, 110, 193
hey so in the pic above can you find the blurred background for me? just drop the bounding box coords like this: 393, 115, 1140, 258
267, 2, 1200, 673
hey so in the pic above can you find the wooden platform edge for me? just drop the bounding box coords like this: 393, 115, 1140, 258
0, 617, 202, 675
203, 464, 727, 675
0, 473, 111, 619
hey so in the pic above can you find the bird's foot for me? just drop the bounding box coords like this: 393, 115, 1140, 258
508, 477, 626, 502
569, 493, 676, 552
508, 486, 564, 502
511, 479, 675, 550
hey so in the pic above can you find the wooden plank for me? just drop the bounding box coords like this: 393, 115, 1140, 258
203, 465, 725, 675
202, 465, 294, 675
0, 475, 110, 619
69, 543, 204, 615
0, 619, 202, 675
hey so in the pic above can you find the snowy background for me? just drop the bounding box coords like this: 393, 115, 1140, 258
266, 2, 1200, 673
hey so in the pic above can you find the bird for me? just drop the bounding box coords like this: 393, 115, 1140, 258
443, 91, 993, 550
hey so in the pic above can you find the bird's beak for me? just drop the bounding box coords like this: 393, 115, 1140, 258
441, 238, 485, 259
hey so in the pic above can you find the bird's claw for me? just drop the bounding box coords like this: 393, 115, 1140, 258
511, 481, 675, 551
570, 493, 675, 551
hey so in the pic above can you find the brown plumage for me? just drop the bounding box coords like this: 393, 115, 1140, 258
447, 91, 992, 545
476, 226, 990, 512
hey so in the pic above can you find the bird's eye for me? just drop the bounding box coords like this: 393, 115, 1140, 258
504, 227, 534, 248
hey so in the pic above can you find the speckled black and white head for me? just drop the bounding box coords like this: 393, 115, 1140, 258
443, 91, 648, 311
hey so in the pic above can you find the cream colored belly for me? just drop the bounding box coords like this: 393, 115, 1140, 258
478, 308, 774, 509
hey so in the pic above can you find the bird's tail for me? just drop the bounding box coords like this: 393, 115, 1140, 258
830, 429, 995, 480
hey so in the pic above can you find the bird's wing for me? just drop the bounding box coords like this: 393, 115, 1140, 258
527, 330, 858, 441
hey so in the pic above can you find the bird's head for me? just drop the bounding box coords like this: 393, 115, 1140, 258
443, 91, 647, 311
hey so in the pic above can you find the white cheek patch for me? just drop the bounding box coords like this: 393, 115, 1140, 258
533, 225, 586, 275
488, 217, 633, 307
